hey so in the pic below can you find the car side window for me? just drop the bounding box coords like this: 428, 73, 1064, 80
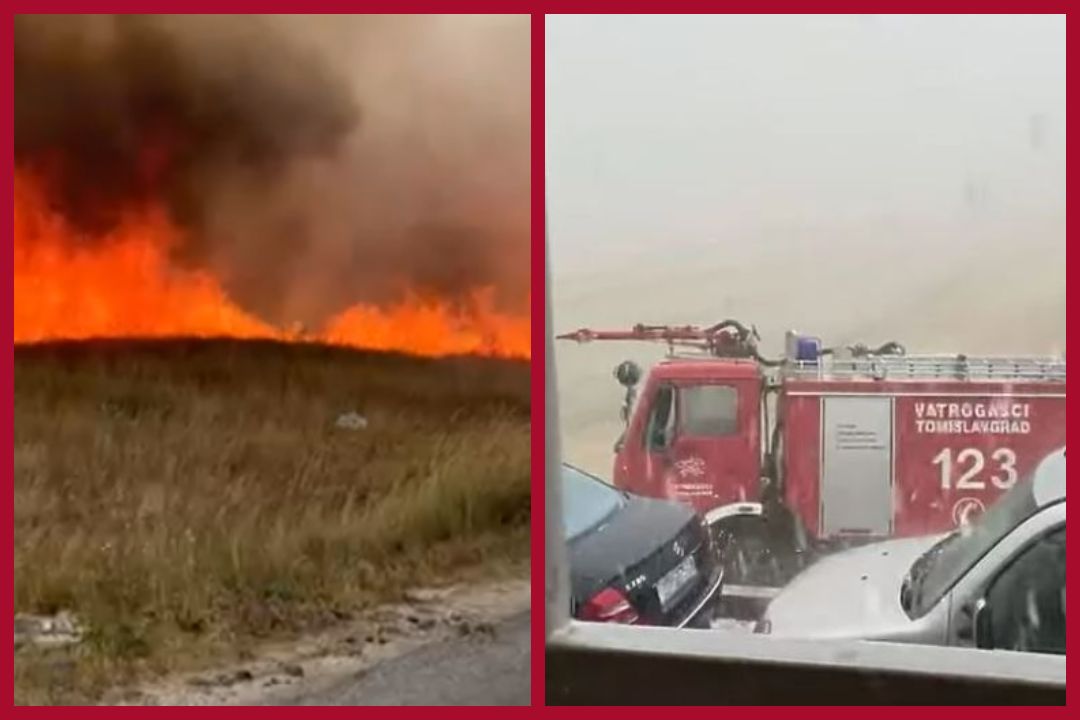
985, 528, 1065, 655
644, 385, 676, 450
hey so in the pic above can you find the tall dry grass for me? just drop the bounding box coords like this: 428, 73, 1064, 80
14, 339, 530, 704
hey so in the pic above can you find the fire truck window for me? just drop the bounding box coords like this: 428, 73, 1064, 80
985, 529, 1065, 655
645, 385, 676, 450
679, 385, 738, 436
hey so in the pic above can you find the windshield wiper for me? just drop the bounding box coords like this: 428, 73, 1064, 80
900, 574, 914, 613
903, 532, 958, 614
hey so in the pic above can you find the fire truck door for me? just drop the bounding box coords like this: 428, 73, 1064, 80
821, 396, 894, 537
669, 383, 755, 508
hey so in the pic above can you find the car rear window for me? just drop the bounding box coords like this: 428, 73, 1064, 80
562, 465, 626, 541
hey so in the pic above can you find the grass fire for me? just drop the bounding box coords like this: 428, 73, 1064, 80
14, 14, 530, 705
15, 169, 529, 358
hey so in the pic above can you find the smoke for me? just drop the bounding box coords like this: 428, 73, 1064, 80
15, 14, 530, 325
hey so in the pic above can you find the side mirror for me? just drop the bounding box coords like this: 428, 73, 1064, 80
972, 598, 993, 649
614, 360, 642, 388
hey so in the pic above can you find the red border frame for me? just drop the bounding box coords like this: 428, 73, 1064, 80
5, 7, 1073, 715
1068, 12, 1075, 711
4, 7, 13, 718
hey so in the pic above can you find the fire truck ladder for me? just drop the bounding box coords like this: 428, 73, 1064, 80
558, 323, 1065, 382
788, 355, 1066, 382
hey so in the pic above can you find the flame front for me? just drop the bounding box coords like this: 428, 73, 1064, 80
14, 170, 530, 359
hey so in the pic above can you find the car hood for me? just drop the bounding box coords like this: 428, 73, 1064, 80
763, 534, 944, 639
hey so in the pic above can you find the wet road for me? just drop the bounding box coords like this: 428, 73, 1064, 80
285, 611, 530, 706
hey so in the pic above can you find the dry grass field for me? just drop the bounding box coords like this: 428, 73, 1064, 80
14, 339, 530, 704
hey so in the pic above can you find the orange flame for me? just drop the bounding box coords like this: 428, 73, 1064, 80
14, 170, 530, 359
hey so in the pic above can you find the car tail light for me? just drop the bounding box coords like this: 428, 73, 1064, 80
580, 587, 640, 624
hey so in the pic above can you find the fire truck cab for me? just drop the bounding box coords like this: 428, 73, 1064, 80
614, 357, 763, 513
560, 321, 1066, 593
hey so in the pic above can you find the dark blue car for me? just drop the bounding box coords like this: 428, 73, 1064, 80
562, 464, 722, 628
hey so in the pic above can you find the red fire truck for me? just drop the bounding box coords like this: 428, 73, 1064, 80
558, 320, 1066, 595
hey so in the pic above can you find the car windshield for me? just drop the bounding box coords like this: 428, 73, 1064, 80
561, 465, 626, 541
907, 480, 1038, 618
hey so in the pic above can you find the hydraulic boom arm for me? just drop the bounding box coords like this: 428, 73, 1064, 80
557, 319, 778, 363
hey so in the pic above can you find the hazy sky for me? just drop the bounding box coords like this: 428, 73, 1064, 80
547, 14, 1065, 274
548, 15, 1065, 470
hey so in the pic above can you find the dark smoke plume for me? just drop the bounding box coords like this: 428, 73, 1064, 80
15, 14, 530, 325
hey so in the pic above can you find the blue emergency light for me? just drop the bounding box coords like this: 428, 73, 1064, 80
796, 336, 822, 362
786, 331, 822, 363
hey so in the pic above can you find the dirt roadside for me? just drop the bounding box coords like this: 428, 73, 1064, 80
105, 578, 529, 706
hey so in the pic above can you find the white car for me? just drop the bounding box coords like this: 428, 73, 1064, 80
757, 448, 1065, 655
